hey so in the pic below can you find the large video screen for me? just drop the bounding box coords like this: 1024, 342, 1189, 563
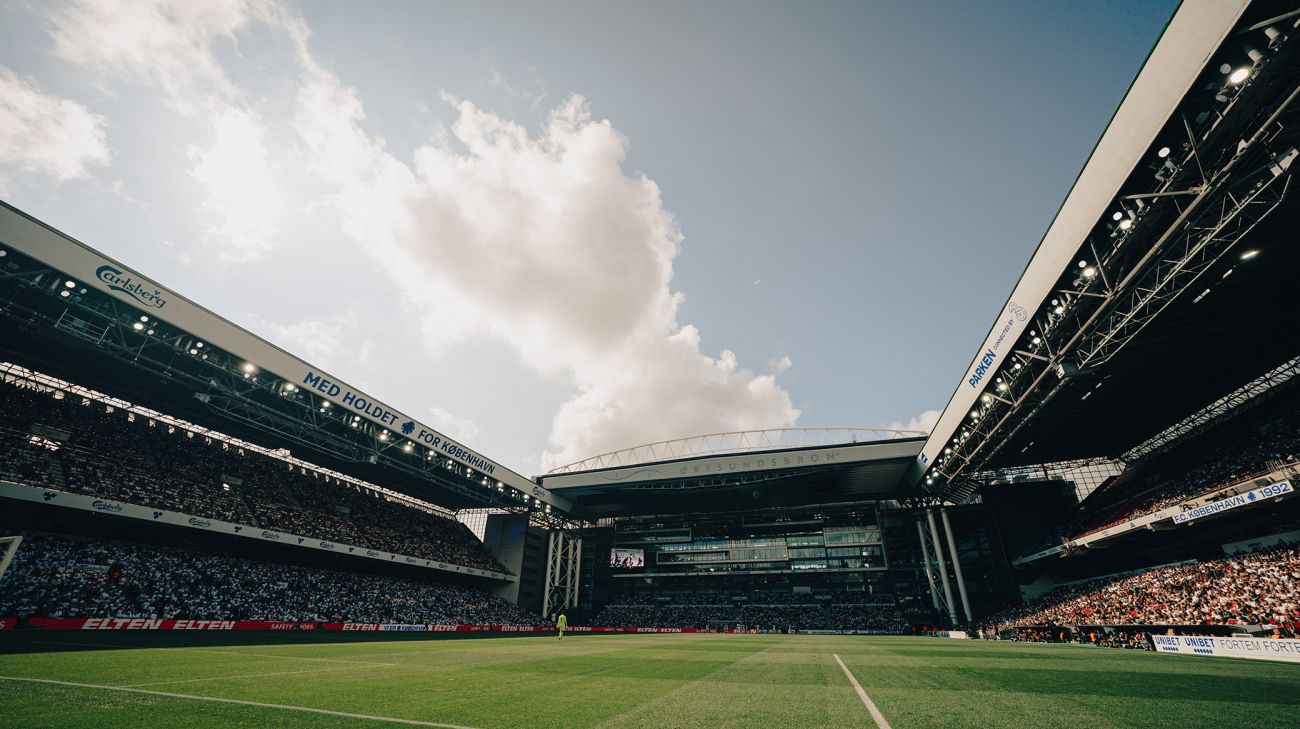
610, 548, 645, 569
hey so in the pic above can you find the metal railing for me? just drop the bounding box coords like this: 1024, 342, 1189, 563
546, 427, 926, 475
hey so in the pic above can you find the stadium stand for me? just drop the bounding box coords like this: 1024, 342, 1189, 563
0, 531, 534, 625
981, 544, 1300, 639
1011, 385, 1300, 557
0, 377, 507, 573
593, 592, 906, 632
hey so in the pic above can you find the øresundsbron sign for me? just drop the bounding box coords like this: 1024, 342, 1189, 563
1151, 634, 1300, 663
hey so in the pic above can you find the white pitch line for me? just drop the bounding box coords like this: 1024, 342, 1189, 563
833, 654, 893, 729
30, 641, 395, 666
0, 676, 480, 729
121, 665, 360, 687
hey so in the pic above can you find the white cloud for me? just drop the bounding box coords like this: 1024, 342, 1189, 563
429, 407, 481, 444
290, 61, 800, 470
46, 0, 293, 259
254, 313, 374, 376
35, 0, 802, 471
188, 108, 280, 261
0, 66, 110, 183
888, 408, 941, 434
46, 0, 280, 114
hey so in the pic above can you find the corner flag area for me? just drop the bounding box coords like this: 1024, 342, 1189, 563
1, 632, 1296, 728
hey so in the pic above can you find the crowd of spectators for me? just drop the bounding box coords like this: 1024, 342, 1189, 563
0, 532, 534, 625
999, 626, 1152, 650
1012, 393, 1300, 559
593, 592, 905, 632
1078, 400, 1300, 534
980, 544, 1300, 637
0, 380, 506, 573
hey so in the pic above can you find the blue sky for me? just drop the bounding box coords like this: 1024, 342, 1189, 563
0, 0, 1177, 474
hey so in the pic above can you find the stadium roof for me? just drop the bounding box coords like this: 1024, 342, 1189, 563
914, 0, 1300, 497
539, 436, 923, 517
0, 202, 569, 515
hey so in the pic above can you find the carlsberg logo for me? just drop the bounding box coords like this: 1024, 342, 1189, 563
96, 265, 167, 309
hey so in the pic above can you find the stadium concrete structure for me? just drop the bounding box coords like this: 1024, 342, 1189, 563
2, 0, 1300, 637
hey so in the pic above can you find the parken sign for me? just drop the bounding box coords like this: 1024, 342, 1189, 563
1152, 634, 1300, 663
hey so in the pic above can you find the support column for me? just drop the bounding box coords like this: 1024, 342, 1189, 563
926, 509, 958, 626
915, 520, 942, 611
940, 508, 973, 624
571, 537, 583, 609
544, 531, 583, 618
542, 531, 559, 619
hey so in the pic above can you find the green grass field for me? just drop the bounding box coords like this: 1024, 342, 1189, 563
1, 632, 1297, 728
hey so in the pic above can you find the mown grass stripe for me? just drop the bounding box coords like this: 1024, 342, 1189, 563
0, 675, 479, 728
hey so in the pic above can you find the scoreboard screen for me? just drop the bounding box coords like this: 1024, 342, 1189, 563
610, 548, 645, 569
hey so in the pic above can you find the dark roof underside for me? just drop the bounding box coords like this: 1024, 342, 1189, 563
985, 195, 1300, 468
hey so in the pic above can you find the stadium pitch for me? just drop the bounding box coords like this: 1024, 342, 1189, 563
1, 633, 1297, 728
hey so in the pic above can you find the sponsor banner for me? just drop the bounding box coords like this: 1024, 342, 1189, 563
933, 630, 968, 639
0, 481, 510, 581
1151, 634, 1300, 663
319, 623, 560, 632
28, 618, 298, 631
0, 618, 16, 631
1172, 482, 1292, 524
1013, 544, 1066, 566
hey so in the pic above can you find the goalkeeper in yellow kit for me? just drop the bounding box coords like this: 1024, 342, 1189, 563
556, 611, 568, 640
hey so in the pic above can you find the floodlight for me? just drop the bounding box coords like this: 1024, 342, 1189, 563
242, 363, 255, 373
1229, 67, 1250, 84
1240, 249, 1259, 260
1083, 267, 1097, 278
64, 280, 76, 288
1157, 146, 1171, 158
133, 322, 144, 331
